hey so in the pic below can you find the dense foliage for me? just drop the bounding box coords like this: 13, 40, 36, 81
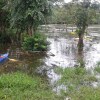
50, 1, 100, 25
0, 0, 11, 43
10, 0, 51, 35
0, 0, 51, 44
22, 33, 49, 51
0, 0, 100, 48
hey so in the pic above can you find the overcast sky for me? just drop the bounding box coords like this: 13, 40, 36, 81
64, 0, 100, 3
64, 0, 71, 3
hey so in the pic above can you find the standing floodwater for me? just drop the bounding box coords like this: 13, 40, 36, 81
38, 25, 100, 68
37, 24, 100, 92
0, 24, 100, 93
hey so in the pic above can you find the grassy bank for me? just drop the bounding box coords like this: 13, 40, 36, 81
0, 67, 100, 100
0, 72, 62, 100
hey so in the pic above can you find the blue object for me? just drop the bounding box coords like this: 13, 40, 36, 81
0, 53, 9, 63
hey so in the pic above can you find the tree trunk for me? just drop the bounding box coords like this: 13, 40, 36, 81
78, 34, 84, 48
77, 27, 86, 54
18, 32, 21, 41
77, 34, 84, 67
77, 33, 84, 57
78, 27, 86, 48
28, 26, 33, 36
33, 27, 37, 35
77, 48, 85, 67
16, 29, 21, 42
65, 23, 68, 32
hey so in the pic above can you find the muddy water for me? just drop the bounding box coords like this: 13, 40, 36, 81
0, 24, 100, 92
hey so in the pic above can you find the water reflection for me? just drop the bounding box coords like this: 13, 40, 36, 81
84, 42, 100, 68
45, 38, 77, 68
43, 26, 100, 68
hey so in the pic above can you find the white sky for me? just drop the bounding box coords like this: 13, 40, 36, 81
64, 0, 100, 3
64, 0, 71, 3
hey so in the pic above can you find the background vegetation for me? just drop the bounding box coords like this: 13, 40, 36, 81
0, 0, 100, 45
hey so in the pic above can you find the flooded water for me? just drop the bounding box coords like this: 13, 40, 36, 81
41, 25, 100, 68
0, 24, 100, 93
38, 25, 100, 68
38, 24, 100, 92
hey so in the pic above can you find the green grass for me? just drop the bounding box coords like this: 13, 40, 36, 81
95, 66, 100, 73
54, 67, 100, 99
0, 72, 63, 100
94, 62, 100, 73
0, 67, 100, 100
56, 67, 97, 86
60, 86, 100, 100
69, 86, 100, 100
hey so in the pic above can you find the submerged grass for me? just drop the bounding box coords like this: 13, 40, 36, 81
54, 67, 100, 100
95, 66, 100, 73
68, 86, 100, 100
0, 72, 63, 100
94, 62, 100, 73
55, 67, 97, 86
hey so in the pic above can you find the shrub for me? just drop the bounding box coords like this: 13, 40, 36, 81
22, 33, 49, 51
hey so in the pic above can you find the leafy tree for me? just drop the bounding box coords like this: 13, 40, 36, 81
0, 0, 9, 33
0, 0, 11, 43
10, 0, 51, 36
75, 0, 91, 48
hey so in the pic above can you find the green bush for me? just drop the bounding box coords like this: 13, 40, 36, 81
22, 33, 49, 51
